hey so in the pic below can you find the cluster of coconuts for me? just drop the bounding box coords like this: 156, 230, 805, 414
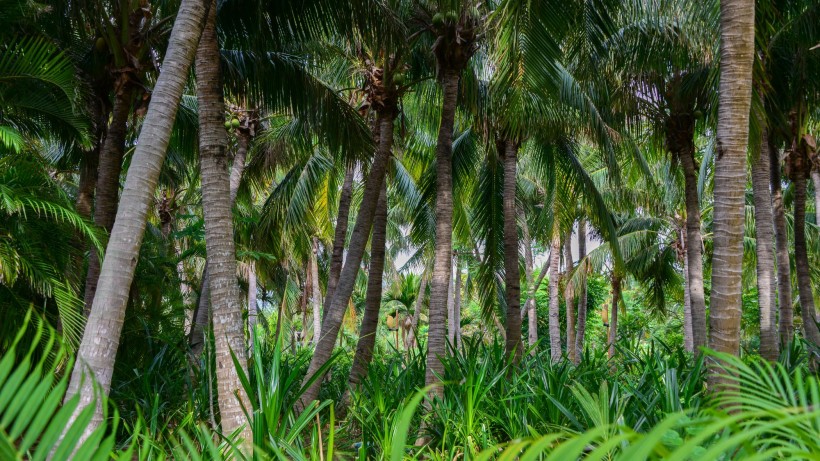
432, 10, 459, 27
224, 117, 241, 130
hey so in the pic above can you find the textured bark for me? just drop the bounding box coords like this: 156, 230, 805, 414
564, 236, 576, 363
502, 139, 522, 361
324, 165, 355, 317
771, 146, 793, 344
447, 256, 456, 346
548, 236, 562, 362
709, 0, 755, 389
83, 87, 133, 315
195, 3, 251, 440
425, 69, 459, 396
299, 110, 394, 408
229, 129, 250, 203
793, 169, 820, 359
608, 275, 621, 359
64, 0, 207, 440
752, 131, 779, 361
574, 220, 588, 363
348, 183, 387, 387
812, 169, 820, 223
406, 275, 427, 350
453, 256, 462, 348
681, 228, 694, 353
310, 236, 322, 344
247, 262, 258, 351
670, 114, 707, 353
76, 150, 98, 220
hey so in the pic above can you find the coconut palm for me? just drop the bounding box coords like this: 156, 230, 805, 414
708, 0, 756, 386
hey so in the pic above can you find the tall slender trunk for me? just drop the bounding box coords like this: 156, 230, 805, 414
574, 220, 587, 363
406, 275, 427, 349
671, 116, 707, 353
752, 130, 779, 360
709, 0, 755, 389
311, 236, 322, 344
522, 225, 538, 353
502, 139, 522, 361
548, 236, 562, 362
348, 182, 387, 387
248, 261, 258, 350
324, 165, 355, 316
812, 168, 820, 222
64, 0, 207, 441
83, 87, 133, 315
76, 150, 98, 220
608, 274, 621, 359
195, 3, 251, 440
453, 256, 462, 348
771, 145, 793, 345
564, 236, 576, 363
188, 110, 250, 354
299, 110, 394, 408
681, 228, 694, 353
425, 69, 459, 396
793, 167, 820, 359
447, 256, 456, 347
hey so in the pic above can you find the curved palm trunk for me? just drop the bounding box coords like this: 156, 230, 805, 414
64, 0, 207, 440
299, 110, 394, 409
83, 87, 133, 315
406, 275, 427, 350
195, 3, 251, 440
709, 0, 755, 389
348, 183, 387, 387
425, 69, 459, 395
671, 117, 707, 353
564, 236, 576, 363
248, 261, 258, 351
574, 220, 587, 363
548, 236, 562, 362
311, 236, 322, 344
502, 139, 522, 361
793, 171, 820, 359
752, 131, 779, 361
324, 165, 355, 316
608, 274, 621, 359
770, 145, 793, 345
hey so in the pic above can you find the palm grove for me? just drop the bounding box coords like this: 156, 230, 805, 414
1, 0, 820, 458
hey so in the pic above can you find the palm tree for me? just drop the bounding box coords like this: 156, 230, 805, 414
63, 0, 208, 440
195, 1, 251, 441
708, 0, 756, 386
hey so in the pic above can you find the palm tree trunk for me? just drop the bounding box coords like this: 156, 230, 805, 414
311, 236, 322, 344
574, 220, 587, 363
229, 129, 251, 203
752, 130, 779, 361
64, 0, 208, 440
676, 130, 707, 353
324, 165, 355, 316
681, 228, 694, 353
348, 182, 387, 387
83, 86, 133, 315
564, 236, 576, 363
299, 110, 394, 409
793, 169, 820, 359
76, 150, 98, 220
406, 275, 427, 350
502, 139, 522, 361
709, 0, 755, 389
425, 69, 459, 395
770, 144, 793, 345
812, 168, 820, 222
248, 261, 258, 351
453, 256, 462, 348
447, 257, 456, 347
195, 2, 251, 440
548, 236, 562, 362
608, 274, 621, 359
